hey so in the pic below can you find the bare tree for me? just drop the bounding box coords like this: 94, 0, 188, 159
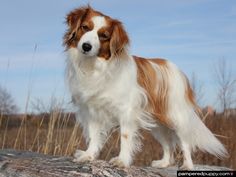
0, 85, 18, 114
214, 58, 236, 115
190, 72, 204, 106
30, 96, 65, 114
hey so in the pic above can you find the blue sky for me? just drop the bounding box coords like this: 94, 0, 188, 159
0, 0, 236, 113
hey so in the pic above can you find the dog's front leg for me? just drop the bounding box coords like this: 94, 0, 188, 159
74, 119, 107, 163
110, 116, 140, 168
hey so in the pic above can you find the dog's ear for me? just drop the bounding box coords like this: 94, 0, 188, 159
64, 6, 90, 47
66, 6, 89, 30
110, 20, 129, 57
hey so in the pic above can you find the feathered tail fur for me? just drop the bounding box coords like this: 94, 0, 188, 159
166, 61, 228, 158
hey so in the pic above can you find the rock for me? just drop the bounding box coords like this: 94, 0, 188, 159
0, 149, 231, 177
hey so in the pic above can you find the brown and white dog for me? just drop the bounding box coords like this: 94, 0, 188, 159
64, 6, 227, 169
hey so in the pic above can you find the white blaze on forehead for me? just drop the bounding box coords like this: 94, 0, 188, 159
91, 16, 107, 31
77, 16, 107, 57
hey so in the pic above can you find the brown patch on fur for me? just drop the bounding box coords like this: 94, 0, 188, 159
134, 56, 172, 128
63, 6, 90, 48
186, 78, 196, 106
63, 6, 129, 60
185, 76, 202, 115
122, 133, 128, 139
109, 20, 129, 57
149, 58, 167, 66
97, 19, 129, 59
97, 21, 114, 59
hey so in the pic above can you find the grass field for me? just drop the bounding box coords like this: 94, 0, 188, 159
0, 112, 235, 169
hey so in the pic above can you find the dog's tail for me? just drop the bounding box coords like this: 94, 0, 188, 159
166, 62, 228, 158
177, 106, 228, 158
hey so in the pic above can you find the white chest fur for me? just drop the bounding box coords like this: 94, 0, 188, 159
65, 48, 143, 121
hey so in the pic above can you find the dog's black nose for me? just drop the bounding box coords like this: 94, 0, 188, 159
82, 43, 92, 52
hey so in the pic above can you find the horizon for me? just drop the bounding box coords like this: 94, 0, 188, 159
0, 0, 236, 113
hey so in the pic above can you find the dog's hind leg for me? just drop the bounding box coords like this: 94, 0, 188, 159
151, 125, 176, 168
178, 138, 194, 170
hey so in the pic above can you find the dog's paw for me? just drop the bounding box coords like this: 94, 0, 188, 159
179, 163, 194, 171
73, 150, 94, 163
151, 160, 170, 168
109, 157, 127, 168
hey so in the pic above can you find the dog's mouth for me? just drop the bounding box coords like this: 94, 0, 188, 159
82, 50, 89, 55
81, 50, 97, 57
80, 48, 99, 58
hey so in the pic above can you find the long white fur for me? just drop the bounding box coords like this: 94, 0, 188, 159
66, 47, 154, 166
166, 62, 227, 155
65, 14, 227, 169
150, 61, 227, 169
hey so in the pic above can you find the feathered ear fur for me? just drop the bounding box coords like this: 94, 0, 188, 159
63, 6, 90, 47
66, 6, 90, 29
110, 20, 129, 57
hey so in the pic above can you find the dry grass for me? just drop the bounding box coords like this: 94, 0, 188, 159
0, 112, 235, 169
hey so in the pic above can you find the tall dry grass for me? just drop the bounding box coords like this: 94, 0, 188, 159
0, 111, 235, 169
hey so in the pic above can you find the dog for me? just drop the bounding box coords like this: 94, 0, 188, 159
63, 6, 227, 170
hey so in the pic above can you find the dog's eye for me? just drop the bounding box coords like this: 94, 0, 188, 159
99, 32, 110, 41
81, 24, 90, 32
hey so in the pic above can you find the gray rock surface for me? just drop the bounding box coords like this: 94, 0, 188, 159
0, 149, 231, 177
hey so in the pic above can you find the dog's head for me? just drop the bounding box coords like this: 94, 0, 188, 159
64, 6, 129, 60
